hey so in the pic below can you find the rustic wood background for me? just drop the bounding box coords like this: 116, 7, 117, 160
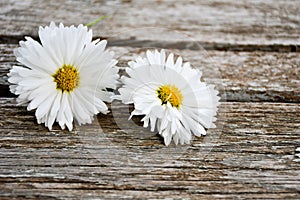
1, 0, 300, 199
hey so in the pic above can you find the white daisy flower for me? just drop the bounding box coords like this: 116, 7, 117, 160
117, 50, 220, 146
8, 22, 119, 131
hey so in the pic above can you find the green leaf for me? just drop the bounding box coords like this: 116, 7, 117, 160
85, 15, 108, 28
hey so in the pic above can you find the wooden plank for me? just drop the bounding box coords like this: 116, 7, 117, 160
1, 44, 299, 102
0, 98, 299, 199
1, 0, 299, 199
1, 0, 300, 49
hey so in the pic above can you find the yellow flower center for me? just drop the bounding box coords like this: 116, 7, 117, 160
53, 64, 80, 92
157, 84, 183, 108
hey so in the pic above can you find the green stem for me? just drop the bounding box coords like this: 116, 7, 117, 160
85, 15, 108, 28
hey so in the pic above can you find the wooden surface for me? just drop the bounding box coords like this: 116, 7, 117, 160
1, 0, 300, 199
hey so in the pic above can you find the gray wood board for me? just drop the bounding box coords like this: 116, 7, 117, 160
0, 98, 300, 199
1, 0, 300, 50
1, 44, 299, 102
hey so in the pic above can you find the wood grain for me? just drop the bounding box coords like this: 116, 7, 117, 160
0, 98, 300, 199
1, 0, 300, 48
1, 0, 300, 199
1, 44, 299, 102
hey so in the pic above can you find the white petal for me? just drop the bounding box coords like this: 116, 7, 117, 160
35, 90, 57, 119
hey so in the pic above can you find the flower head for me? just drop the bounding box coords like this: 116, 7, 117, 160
8, 22, 119, 131
118, 50, 220, 145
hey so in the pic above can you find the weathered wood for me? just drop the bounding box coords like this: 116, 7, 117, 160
1, 44, 299, 102
112, 46, 300, 102
1, 0, 300, 49
0, 98, 299, 199
1, 0, 300, 199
